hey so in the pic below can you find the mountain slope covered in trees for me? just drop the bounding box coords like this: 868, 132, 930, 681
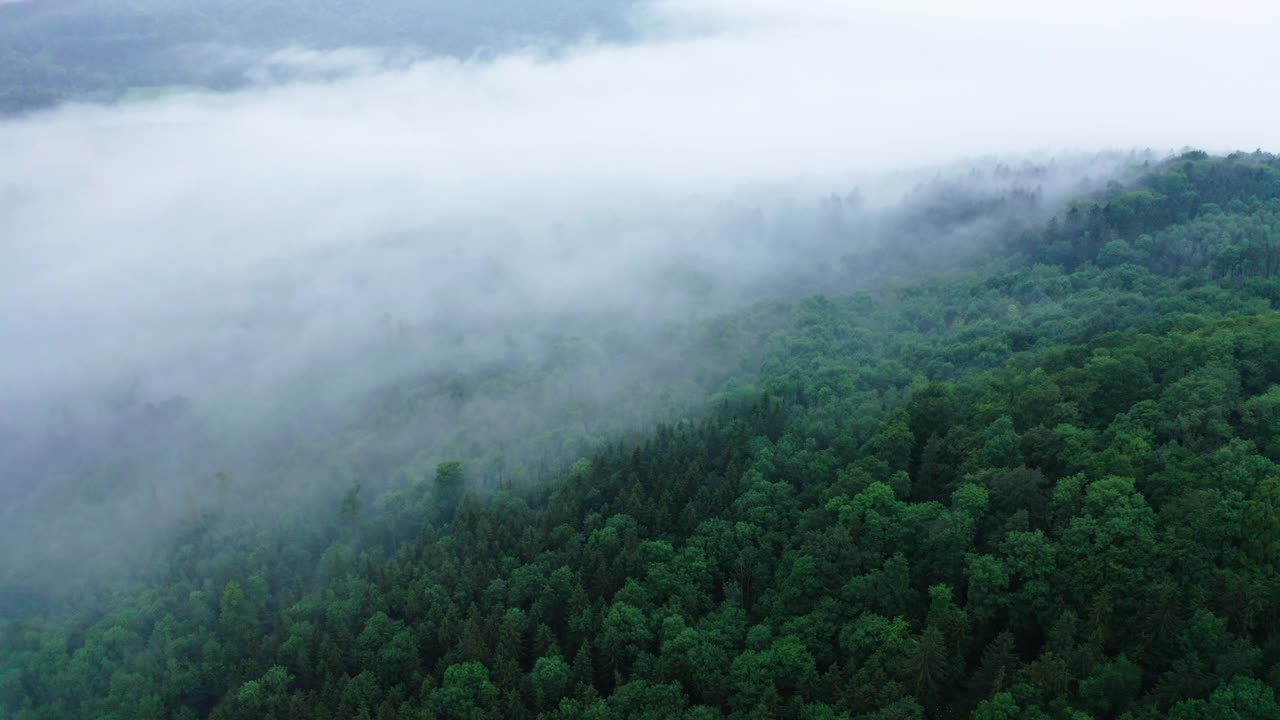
3, 152, 1280, 719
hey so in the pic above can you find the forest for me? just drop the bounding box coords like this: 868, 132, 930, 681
2, 151, 1279, 719
0, 0, 636, 113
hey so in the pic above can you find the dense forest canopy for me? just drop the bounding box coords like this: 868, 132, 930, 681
4, 2, 1280, 718
4, 152, 1280, 719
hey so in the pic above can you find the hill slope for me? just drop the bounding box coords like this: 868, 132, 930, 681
3, 152, 1280, 719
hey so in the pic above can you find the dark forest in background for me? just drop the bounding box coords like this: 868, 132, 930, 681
0, 0, 637, 113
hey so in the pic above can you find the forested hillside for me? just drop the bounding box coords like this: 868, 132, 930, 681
3, 151, 1280, 719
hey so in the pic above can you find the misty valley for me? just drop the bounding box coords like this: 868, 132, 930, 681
3, 2, 1280, 720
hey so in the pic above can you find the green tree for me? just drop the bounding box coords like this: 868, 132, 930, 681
431, 662, 499, 720
531, 655, 572, 710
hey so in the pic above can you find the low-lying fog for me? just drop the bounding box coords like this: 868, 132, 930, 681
2, 0, 1278, 595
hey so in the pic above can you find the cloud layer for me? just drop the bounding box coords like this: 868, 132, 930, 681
4, 0, 1276, 463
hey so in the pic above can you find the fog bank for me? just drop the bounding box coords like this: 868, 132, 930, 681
2, 0, 1275, 591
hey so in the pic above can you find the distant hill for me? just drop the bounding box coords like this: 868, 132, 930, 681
0, 0, 638, 113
